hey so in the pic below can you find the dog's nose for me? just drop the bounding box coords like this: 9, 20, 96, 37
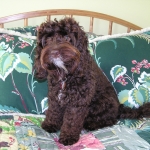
51, 51, 59, 54
51, 51, 60, 58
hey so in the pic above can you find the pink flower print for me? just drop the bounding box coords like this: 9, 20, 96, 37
143, 64, 149, 69
148, 63, 150, 67
54, 133, 105, 150
131, 67, 135, 72
15, 122, 21, 126
116, 76, 128, 86
18, 116, 23, 121
78, 133, 105, 149
9, 137, 15, 146
5, 36, 14, 42
19, 42, 29, 49
131, 59, 149, 75
131, 67, 140, 74
116, 76, 123, 82
132, 60, 137, 64
2, 34, 8, 38
135, 62, 143, 68
25, 43, 29, 46
141, 59, 148, 65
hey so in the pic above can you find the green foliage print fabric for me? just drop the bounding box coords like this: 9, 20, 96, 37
91, 29, 150, 142
94, 31, 150, 108
0, 30, 100, 115
7, 26, 39, 36
0, 32, 48, 114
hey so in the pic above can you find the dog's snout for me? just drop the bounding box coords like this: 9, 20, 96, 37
51, 51, 59, 55
51, 51, 60, 58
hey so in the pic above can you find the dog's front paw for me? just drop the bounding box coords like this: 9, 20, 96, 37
41, 121, 58, 133
59, 135, 79, 146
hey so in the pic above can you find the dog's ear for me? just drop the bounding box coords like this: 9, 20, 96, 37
34, 45, 48, 80
34, 22, 51, 80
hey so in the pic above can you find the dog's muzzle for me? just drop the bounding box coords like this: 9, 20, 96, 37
40, 42, 80, 75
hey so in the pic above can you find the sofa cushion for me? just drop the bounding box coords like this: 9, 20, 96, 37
90, 28, 150, 108
0, 29, 48, 114
90, 27, 150, 143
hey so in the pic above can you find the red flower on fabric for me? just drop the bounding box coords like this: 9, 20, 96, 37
142, 59, 148, 65
18, 116, 23, 121
135, 62, 143, 68
19, 42, 29, 49
132, 60, 137, 64
9, 137, 15, 146
131, 59, 150, 74
5, 36, 14, 42
131, 67, 140, 74
116, 76, 128, 86
15, 122, 21, 126
54, 133, 105, 150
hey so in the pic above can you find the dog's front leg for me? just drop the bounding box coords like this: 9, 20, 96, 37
41, 100, 65, 133
59, 106, 89, 145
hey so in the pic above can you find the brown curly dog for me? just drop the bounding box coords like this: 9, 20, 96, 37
34, 17, 150, 146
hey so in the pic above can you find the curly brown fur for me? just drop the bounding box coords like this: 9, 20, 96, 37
34, 17, 150, 146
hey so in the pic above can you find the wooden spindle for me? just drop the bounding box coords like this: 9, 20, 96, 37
108, 21, 113, 35
89, 17, 94, 33
47, 15, 51, 22
69, 15, 73, 18
127, 27, 131, 33
24, 18, 28, 27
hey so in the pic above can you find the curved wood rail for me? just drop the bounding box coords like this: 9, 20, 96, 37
0, 9, 142, 34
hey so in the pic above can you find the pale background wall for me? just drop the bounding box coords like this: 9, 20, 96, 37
0, 0, 150, 35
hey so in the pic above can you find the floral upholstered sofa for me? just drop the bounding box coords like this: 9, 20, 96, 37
0, 26, 150, 150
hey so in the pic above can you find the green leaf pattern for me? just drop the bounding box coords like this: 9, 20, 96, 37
18, 37, 34, 46
128, 86, 145, 108
0, 105, 21, 113
15, 52, 33, 74
138, 71, 150, 84
0, 52, 20, 81
118, 90, 133, 107
110, 65, 127, 82
0, 34, 38, 114
41, 97, 48, 113
0, 41, 9, 50
134, 33, 150, 44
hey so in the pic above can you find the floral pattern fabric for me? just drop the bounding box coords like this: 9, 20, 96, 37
0, 30, 99, 115
7, 26, 39, 36
1, 115, 149, 150
90, 29, 150, 144
0, 31, 48, 114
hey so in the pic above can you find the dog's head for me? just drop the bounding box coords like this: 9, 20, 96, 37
40, 40, 80, 79
34, 17, 88, 80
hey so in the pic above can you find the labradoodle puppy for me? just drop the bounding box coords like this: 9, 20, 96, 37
34, 17, 150, 146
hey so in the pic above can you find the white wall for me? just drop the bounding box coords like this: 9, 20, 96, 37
0, 0, 150, 34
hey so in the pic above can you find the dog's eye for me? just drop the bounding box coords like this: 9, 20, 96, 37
47, 63, 57, 70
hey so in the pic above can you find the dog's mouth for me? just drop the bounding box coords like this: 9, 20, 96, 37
40, 42, 80, 76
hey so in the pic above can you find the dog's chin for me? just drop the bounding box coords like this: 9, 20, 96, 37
44, 60, 78, 80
